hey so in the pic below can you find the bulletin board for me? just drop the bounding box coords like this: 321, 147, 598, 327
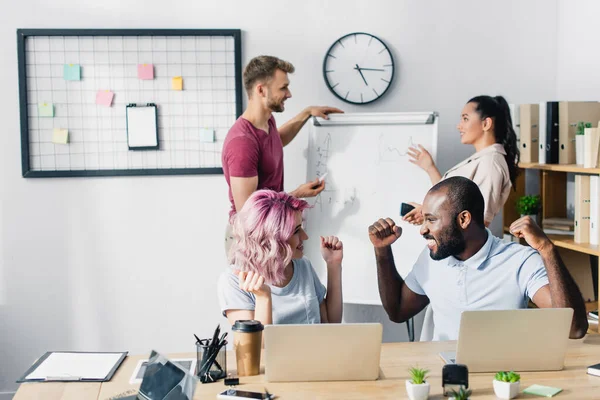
17, 29, 242, 177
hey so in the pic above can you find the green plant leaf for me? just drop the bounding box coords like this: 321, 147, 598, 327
408, 367, 429, 384
449, 387, 472, 400
516, 195, 541, 215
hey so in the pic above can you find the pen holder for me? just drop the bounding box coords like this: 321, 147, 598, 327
196, 342, 227, 383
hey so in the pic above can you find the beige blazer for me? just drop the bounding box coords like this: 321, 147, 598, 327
443, 144, 512, 224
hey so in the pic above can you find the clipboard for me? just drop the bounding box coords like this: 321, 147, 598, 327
17, 351, 128, 383
126, 103, 159, 150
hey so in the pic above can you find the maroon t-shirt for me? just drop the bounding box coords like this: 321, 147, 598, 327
222, 116, 284, 217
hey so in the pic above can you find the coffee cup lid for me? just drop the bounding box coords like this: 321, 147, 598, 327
232, 320, 264, 333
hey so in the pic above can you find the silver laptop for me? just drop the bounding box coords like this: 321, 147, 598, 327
264, 323, 382, 382
439, 308, 573, 372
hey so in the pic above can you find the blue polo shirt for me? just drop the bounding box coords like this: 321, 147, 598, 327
404, 230, 549, 341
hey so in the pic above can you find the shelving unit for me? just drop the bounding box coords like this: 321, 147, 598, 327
503, 163, 599, 334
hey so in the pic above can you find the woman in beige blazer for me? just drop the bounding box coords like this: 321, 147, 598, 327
404, 95, 520, 342
404, 95, 519, 227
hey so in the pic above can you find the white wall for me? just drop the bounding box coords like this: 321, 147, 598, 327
556, 0, 600, 100
0, 0, 563, 393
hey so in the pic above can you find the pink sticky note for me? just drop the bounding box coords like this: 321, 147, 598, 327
96, 90, 114, 107
138, 64, 154, 80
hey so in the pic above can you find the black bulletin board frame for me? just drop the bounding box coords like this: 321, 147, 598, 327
17, 28, 243, 178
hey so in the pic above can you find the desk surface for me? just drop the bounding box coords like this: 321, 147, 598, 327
14, 335, 600, 400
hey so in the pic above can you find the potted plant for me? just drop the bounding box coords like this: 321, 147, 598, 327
493, 371, 521, 399
448, 387, 472, 400
405, 367, 430, 400
516, 195, 541, 223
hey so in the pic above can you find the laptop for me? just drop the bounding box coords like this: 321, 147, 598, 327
121, 351, 198, 400
264, 323, 382, 382
439, 308, 573, 372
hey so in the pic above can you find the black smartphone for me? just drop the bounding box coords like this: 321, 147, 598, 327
400, 202, 416, 217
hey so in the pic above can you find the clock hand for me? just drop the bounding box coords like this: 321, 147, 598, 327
354, 64, 369, 86
358, 68, 385, 72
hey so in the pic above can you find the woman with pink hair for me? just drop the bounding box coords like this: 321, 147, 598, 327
218, 190, 343, 325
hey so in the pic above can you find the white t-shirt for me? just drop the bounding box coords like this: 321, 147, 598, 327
218, 257, 326, 324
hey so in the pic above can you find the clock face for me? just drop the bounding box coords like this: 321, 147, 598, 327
323, 32, 395, 105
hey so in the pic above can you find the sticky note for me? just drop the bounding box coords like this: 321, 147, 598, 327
138, 64, 154, 80
199, 128, 215, 143
523, 384, 563, 397
172, 76, 183, 90
63, 64, 81, 81
38, 103, 54, 117
96, 90, 114, 107
52, 128, 69, 144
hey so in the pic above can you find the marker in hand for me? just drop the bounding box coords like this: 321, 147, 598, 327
319, 172, 328, 182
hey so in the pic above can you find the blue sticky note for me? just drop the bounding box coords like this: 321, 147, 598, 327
38, 103, 54, 117
63, 64, 81, 81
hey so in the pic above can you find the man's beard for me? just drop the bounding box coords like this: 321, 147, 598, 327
425, 219, 466, 261
267, 96, 284, 112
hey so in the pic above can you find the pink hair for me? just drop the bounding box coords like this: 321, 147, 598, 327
229, 190, 310, 285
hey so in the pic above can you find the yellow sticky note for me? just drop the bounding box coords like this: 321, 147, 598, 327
172, 76, 183, 91
52, 128, 69, 144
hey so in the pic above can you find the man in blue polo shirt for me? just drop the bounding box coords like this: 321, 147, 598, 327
369, 176, 588, 341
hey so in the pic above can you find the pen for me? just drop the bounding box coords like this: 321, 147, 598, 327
210, 325, 221, 349
218, 332, 228, 347
194, 334, 202, 344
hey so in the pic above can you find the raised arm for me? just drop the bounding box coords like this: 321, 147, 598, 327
278, 106, 344, 146
407, 145, 442, 185
319, 236, 343, 323
369, 218, 430, 322
510, 216, 588, 339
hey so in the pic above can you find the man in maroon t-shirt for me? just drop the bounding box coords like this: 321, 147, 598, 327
222, 55, 343, 251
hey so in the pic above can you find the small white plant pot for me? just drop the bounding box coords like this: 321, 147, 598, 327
405, 380, 430, 400
493, 379, 520, 399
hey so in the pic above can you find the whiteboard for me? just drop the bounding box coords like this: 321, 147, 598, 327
304, 112, 438, 305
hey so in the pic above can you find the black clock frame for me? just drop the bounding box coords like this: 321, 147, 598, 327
322, 32, 395, 105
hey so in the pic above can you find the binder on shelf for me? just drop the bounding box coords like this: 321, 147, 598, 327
539, 103, 547, 164
574, 174, 591, 244
583, 127, 600, 168
519, 104, 539, 163
558, 102, 600, 164
509, 103, 520, 149
590, 176, 600, 246
540, 102, 559, 164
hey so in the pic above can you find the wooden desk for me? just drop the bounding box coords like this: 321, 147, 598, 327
14, 335, 600, 400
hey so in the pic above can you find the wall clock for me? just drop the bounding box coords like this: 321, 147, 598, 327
323, 32, 395, 105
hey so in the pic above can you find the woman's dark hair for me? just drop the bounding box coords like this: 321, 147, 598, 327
467, 95, 520, 187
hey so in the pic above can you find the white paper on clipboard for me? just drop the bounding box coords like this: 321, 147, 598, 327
127, 104, 158, 149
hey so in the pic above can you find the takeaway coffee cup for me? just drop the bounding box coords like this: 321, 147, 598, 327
232, 320, 264, 376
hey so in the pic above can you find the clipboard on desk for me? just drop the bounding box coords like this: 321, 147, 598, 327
17, 351, 128, 383
126, 103, 159, 150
